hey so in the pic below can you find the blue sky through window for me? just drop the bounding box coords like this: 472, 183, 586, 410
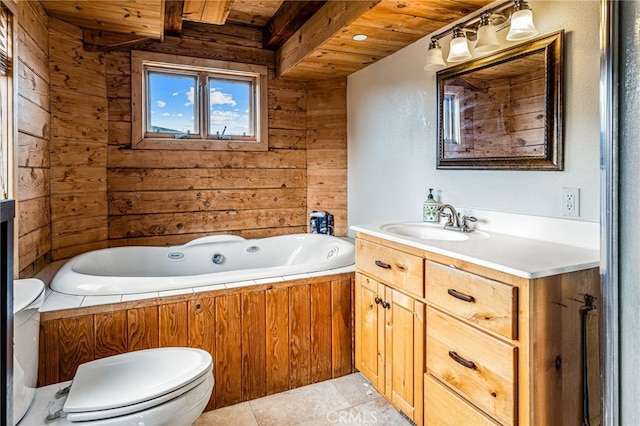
148, 72, 197, 133
209, 78, 251, 137
148, 70, 252, 137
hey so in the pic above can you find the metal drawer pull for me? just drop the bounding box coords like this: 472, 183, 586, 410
447, 288, 475, 303
374, 296, 390, 309
375, 260, 392, 269
449, 351, 477, 370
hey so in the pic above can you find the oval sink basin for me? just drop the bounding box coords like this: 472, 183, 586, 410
380, 223, 488, 242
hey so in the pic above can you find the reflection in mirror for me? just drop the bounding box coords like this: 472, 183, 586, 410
437, 30, 563, 170
443, 91, 461, 144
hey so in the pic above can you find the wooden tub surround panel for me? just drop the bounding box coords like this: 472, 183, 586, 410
38, 273, 355, 411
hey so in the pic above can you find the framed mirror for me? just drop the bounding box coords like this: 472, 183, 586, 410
437, 30, 563, 170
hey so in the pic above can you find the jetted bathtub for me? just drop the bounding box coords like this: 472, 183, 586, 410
51, 234, 355, 296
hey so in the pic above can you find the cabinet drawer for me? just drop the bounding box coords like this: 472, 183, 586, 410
425, 261, 517, 339
356, 239, 424, 298
424, 374, 500, 426
427, 307, 516, 425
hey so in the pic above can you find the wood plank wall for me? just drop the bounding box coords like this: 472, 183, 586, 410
307, 78, 347, 236
48, 18, 109, 261
447, 71, 546, 159
105, 57, 306, 246
102, 21, 348, 247
508, 69, 546, 156
16, 1, 51, 277
20, 16, 348, 265
39, 275, 355, 411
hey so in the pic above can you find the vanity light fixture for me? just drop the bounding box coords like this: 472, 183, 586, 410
474, 12, 501, 53
424, 0, 540, 70
506, 0, 539, 41
352, 34, 368, 41
424, 38, 446, 70
447, 26, 472, 62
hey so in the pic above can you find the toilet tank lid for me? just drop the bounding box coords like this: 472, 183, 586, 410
13, 279, 45, 314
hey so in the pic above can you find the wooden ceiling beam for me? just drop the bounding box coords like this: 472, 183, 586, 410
276, 0, 381, 78
263, 0, 326, 50
42, 0, 164, 38
183, 0, 233, 25
83, 29, 151, 52
164, 0, 185, 37
201, 0, 233, 24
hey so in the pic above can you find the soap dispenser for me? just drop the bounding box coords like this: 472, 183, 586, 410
423, 188, 440, 223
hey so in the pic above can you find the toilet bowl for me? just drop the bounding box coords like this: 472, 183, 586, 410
13, 279, 214, 426
13, 279, 46, 424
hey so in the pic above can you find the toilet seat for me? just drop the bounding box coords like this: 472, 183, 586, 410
62, 347, 213, 422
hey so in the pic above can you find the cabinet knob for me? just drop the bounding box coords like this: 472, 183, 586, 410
374, 296, 390, 309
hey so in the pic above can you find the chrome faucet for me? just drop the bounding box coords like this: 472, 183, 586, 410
437, 204, 477, 233
438, 204, 459, 230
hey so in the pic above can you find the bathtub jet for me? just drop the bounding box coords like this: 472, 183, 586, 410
51, 234, 355, 296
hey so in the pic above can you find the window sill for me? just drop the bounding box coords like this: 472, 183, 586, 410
132, 137, 268, 151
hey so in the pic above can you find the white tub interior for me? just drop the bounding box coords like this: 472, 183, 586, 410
50, 234, 355, 297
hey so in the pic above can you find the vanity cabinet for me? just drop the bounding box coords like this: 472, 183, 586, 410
354, 232, 600, 426
355, 239, 425, 425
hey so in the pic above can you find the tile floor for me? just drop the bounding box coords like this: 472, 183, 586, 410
194, 373, 413, 426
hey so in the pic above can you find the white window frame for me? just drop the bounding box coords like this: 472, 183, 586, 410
131, 51, 268, 151
443, 90, 461, 145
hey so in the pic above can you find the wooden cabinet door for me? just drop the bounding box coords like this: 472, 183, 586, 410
386, 287, 425, 426
355, 273, 385, 390
355, 272, 425, 425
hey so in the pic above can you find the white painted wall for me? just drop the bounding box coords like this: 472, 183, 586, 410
347, 1, 600, 229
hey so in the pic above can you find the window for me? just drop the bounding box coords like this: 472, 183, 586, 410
146, 70, 198, 135
132, 51, 268, 151
207, 75, 254, 139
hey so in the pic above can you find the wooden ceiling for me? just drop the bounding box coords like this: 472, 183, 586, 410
41, 0, 495, 80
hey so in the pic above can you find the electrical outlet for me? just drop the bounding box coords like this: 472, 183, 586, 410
562, 187, 580, 217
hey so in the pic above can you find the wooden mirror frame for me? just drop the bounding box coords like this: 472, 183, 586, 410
436, 30, 564, 170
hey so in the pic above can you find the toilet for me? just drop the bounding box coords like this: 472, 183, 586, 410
13, 279, 214, 426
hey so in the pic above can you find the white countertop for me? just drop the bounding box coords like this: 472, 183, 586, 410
351, 222, 600, 279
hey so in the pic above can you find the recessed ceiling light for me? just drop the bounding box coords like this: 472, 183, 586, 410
352, 34, 368, 41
